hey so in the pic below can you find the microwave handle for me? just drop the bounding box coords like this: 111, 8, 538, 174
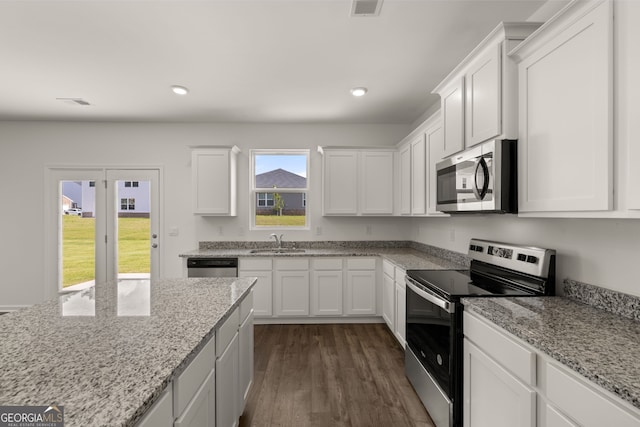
473, 158, 490, 200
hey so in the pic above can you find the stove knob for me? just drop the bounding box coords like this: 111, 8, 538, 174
437, 354, 443, 366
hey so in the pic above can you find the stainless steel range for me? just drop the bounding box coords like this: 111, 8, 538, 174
405, 239, 556, 427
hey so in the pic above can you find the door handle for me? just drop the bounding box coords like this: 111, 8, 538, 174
151, 243, 158, 248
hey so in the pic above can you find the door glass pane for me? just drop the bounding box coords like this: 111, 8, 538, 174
61, 180, 96, 290
115, 180, 151, 281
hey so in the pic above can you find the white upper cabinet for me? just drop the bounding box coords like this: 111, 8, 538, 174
465, 44, 501, 146
360, 150, 395, 215
191, 146, 239, 216
510, 0, 613, 214
440, 77, 465, 157
321, 147, 394, 216
433, 22, 541, 158
322, 149, 358, 215
410, 134, 427, 215
399, 143, 412, 215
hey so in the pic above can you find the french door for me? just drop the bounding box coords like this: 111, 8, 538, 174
46, 168, 160, 298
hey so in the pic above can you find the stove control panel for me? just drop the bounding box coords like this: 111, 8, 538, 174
469, 239, 555, 278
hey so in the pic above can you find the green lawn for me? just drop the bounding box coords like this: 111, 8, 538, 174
62, 216, 150, 287
255, 215, 306, 226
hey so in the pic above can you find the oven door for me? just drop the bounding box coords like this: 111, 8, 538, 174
405, 278, 455, 397
436, 141, 497, 213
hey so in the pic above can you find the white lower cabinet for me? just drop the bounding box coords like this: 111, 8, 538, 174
216, 308, 241, 427
311, 258, 343, 316
381, 260, 395, 330
137, 387, 173, 427
175, 370, 216, 427
239, 306, 254, 412
239, 258, 273, 317
464, 338, 535, 427
393, 266, 406, 348
345, 258, 377, 315
274, 258, 310, 316
465, 310, 640, 427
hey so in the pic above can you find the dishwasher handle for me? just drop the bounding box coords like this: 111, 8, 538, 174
187, 258, 238, 268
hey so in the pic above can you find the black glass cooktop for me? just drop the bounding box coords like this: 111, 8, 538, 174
406, 269, 539, 301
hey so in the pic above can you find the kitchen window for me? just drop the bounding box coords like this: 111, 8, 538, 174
250, 149, 309, 230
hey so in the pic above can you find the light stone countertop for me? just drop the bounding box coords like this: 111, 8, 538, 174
462, 297, 640, 410
179, 247, 468, 271
0, 277, 256, 427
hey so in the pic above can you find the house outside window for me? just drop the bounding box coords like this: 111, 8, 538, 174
257, 192, 275, 207
124, 181, 139, 188
120, 198, 135, 210
250, 149, 309, 230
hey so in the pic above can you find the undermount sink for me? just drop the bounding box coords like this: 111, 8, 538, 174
249, 248, 306, 254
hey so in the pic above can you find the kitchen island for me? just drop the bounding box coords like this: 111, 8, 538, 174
0, 277, 256, 426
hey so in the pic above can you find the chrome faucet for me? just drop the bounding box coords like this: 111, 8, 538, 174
270, 233, 284, 249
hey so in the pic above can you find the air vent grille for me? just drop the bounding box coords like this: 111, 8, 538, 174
351, 0, 383, 17
56, 98, 92, 106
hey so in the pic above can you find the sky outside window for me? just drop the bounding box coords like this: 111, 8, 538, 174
255, 154, 307, 178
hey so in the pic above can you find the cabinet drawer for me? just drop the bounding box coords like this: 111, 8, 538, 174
463, 311, 535, 385
313, 258, 343, 270
275, 258, 309, 270
216, 308, 239, 357
346, 258, 376, 270
239, 258, 272, 270
546, 362, 640, 427
240, 290, 253, 323
173, 335, 216, 418
382, 260, 395, 279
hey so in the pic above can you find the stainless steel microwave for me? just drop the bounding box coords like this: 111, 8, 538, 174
436, 139, 517, 213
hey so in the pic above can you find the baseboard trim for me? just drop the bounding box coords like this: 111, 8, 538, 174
0, 305, 30, 313
255, 316, 385, 325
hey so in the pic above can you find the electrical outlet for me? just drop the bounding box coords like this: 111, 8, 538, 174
238, 227, 245, 236
316, 226, 322, 236
218, 226, 224, 236
168, 227, 179, 237
365, 225, 373, 235
450, 228, 455, 242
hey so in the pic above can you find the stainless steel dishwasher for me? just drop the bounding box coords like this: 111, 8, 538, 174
187, 258, 238, 278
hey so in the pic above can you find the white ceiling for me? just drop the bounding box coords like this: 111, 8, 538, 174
0, 0, 546, 124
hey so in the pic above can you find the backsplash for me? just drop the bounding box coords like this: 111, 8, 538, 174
564, 279, 640, 322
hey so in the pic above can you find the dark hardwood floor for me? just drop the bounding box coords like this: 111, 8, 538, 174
239, 323, 434, 427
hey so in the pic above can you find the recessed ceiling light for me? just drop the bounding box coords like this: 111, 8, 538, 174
171, 85, 189, 95
350, 87, 368, 97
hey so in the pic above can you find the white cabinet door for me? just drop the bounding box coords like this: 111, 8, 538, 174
345, 270, 376, 315
274, 270, 310, 316
361, 150, 394, 215
441, 77, 465, 157
239, 311, 254, 414
516, 1, 612, 213
464, 339, 535, 427
399, 143, 412, 215
394, 281, 406, 348
426, 123, 446, 215
136, 387, 173, 427
311, 270, 343, 316
192, 147, 238, 216
174, 370, 216, 427
216, 333, 240, 427
238, 270, 272, 317
542, 403, 578, 427
411, 134, 427, 215
465, 44, 501, 146
382, 272, 395, 330
322, 150, 358, 215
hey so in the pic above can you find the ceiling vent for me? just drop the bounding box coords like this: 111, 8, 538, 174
56, 98, 92, 106
350, 0, 383, 17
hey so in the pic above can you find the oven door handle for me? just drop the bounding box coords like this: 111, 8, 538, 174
406, 278, 455, 314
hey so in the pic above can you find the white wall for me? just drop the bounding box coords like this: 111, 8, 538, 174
0, 121, 411, 308
411, 215, 640, 297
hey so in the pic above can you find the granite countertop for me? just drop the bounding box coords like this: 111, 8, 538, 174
0, 277, 256, 427
180, 246, 468, 271
462, 297, 640, 410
